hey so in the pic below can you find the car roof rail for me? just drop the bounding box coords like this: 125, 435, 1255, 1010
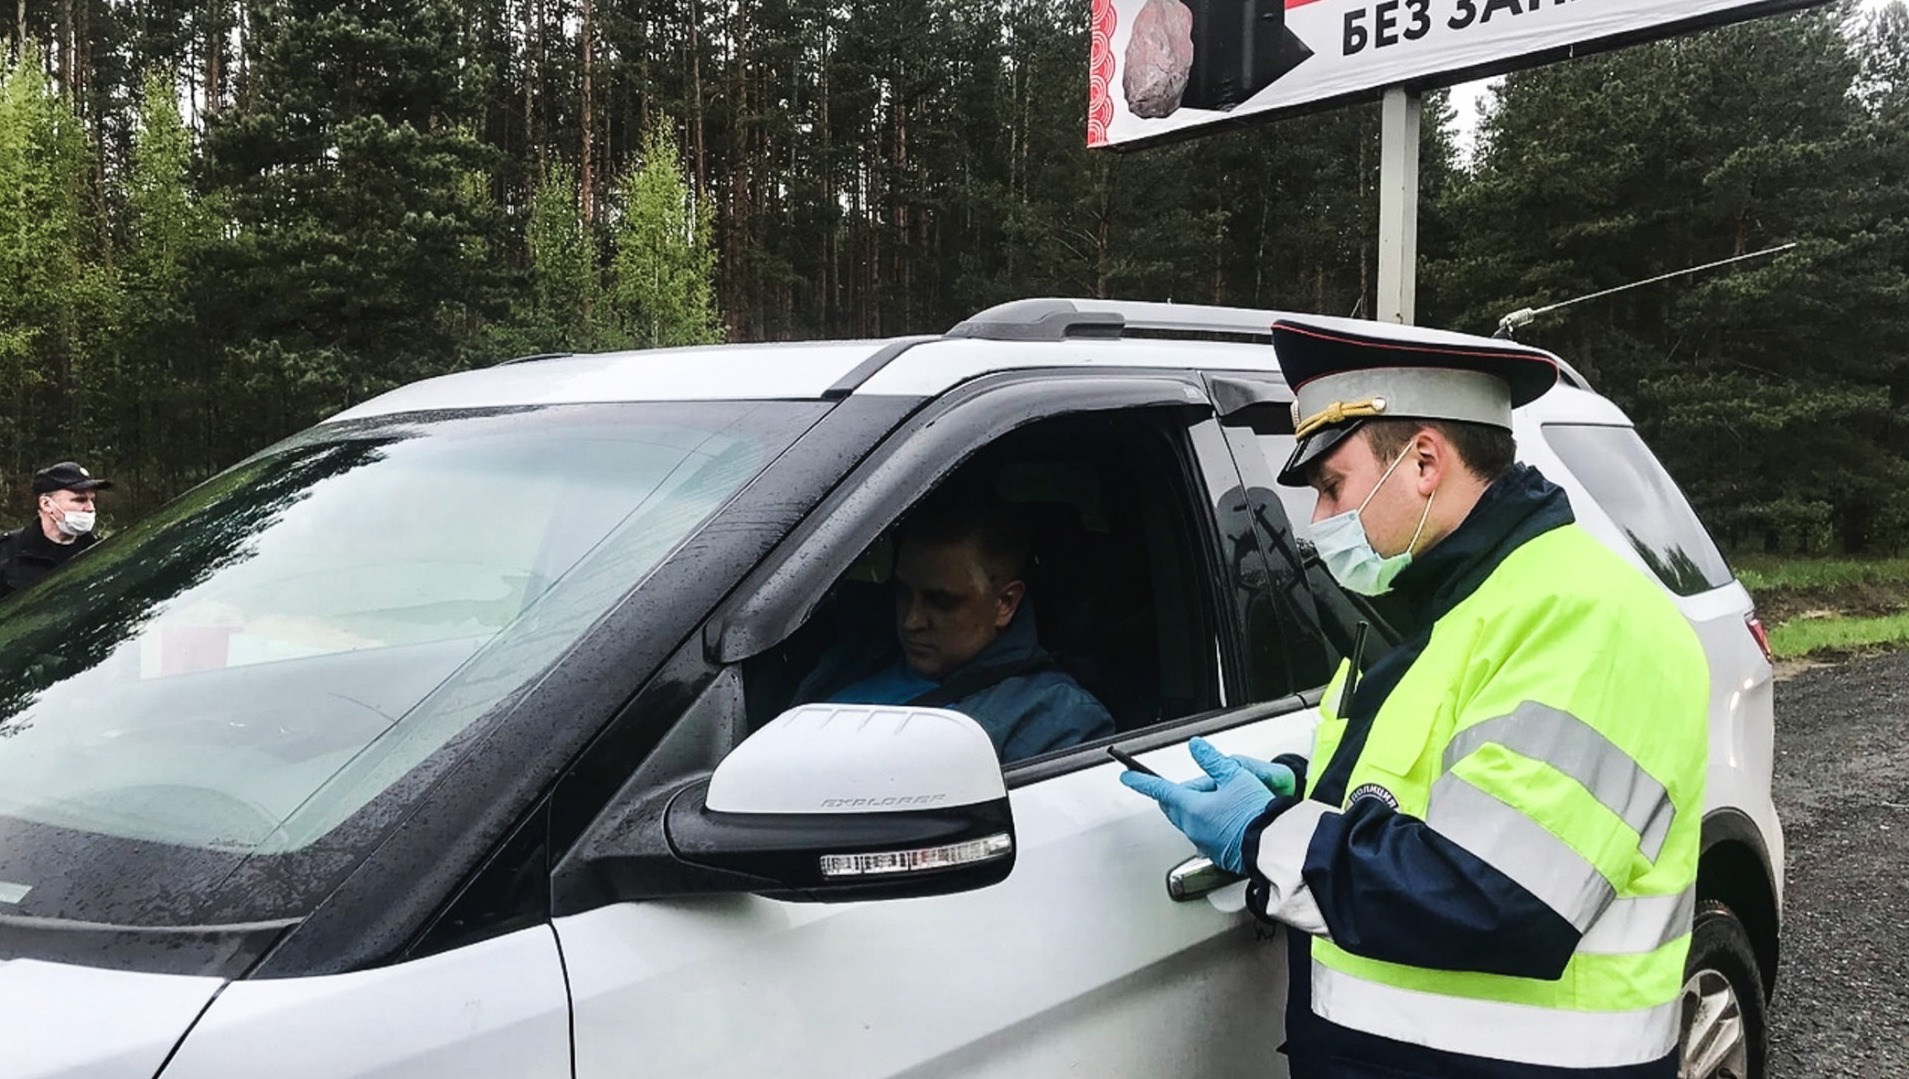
950, 297, 1597, 392
492, 352, 575, 366
948, 298, 1278, 343
822, 336, 940, 398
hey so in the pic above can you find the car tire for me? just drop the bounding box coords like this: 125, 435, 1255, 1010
1678, 899, 1768, 1079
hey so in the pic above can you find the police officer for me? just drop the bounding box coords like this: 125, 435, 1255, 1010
1121, 317, 1707, 1078
0, 461, 113, 598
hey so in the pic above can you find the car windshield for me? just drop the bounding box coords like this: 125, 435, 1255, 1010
0, 403, 815, 895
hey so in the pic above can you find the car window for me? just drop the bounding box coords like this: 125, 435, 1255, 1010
743, 409, 1228, 763
1542, 424, 1734, 596
1251, 431, 1331, 537
0, 402, 818, 874
1216, 410, 1393, 686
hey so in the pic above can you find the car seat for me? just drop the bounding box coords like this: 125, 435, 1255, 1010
1017, 500, 1160, 730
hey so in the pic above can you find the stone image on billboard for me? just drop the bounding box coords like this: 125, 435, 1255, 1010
1121, 0, 1314, 119
1088, 0, 1818, 147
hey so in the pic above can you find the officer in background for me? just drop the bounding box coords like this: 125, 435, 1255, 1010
0, 461, 114, 598
1120, 318, 1707, 1078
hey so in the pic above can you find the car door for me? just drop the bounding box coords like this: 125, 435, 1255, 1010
550, 372, 1332, 1078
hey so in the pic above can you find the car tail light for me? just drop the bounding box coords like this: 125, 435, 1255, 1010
1745, 613, 1774, 666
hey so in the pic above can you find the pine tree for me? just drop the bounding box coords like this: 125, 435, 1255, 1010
1845, 0, 1909, 549
199, 0, 509, 446
1431, 11, 1909, 552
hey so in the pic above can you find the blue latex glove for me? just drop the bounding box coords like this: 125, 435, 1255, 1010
1118, 737, 1291, 874
1184, 753, 1298, 797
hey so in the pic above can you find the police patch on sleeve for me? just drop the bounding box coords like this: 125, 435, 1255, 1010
1347, 782, 1400, 810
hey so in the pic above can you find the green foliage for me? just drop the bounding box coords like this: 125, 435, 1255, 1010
199, 0, 509, 444
1854, 0, 1909, 112
110, 70, 221, 499
0, 47, 118, 488
0, 0, 1902, 550
1737, 553, 1909, 659
1767, 611, 1909, 658
608, 123, 722, 349
124, 71, 207, 298
464, 163, 607, 363
1733, 555, 1909, 592
525, 163, 600, 349
1430, 9, 1909, 554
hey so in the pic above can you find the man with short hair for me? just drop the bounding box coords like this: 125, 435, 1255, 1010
809, 488, 1114, 763
0, 462, 113, 598
1121, 318, 1708, 1078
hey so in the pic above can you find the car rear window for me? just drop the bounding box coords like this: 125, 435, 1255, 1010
1541, 424, 1733, 596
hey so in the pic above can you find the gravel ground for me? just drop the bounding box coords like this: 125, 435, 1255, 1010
1767, 650, 1909, 1075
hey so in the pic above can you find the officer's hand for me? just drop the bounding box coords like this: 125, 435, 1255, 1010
1118, 737, 1281, 874
1181, 752, 1297, 797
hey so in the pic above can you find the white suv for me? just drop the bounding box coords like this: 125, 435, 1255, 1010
0, 299, 1780, 1079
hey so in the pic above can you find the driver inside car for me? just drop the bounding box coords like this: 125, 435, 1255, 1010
794, 485, 1114, 763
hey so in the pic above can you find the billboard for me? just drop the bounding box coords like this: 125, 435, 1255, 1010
1088, 0, 1816, 147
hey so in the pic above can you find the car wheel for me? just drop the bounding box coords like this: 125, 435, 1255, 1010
1678, 900, 1767, 1079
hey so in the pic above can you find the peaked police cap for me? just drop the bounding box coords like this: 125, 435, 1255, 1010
1272, 316, 1560, 487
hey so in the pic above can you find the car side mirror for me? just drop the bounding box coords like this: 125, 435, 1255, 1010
554, 704, 1015, 910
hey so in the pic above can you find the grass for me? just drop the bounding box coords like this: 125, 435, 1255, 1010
1767, 611, 1909, 659
1731, 554, 1909, 659
1731, 555, 1909, 593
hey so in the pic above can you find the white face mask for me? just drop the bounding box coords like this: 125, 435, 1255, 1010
55, 509, 96, 537
1310, 449, 1434, 596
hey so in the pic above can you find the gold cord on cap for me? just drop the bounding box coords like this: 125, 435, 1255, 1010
1293, 396, 1389, 439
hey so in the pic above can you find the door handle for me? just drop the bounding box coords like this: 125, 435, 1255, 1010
1166, 855, 1244, 901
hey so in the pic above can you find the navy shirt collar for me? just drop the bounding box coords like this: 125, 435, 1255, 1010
1389, 463, 1574, 631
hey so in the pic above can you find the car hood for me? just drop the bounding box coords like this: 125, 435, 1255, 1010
0, 958, 222, 1078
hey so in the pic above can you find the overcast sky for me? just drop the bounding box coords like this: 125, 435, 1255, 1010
1444, 0, 1900, 162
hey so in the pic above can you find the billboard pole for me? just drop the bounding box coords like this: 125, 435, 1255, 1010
1376, 86, 1421, 325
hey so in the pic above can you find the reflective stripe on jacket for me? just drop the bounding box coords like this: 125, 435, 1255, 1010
1244, 465, 1707, 1075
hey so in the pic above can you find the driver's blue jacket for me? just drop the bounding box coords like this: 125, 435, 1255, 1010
802, 606, 1113, 762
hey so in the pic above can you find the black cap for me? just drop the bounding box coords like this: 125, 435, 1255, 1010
1271, 316, 1560, 486
33, 461, 113, 495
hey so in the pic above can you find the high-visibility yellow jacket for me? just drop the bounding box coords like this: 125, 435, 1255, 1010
1244, 465, 1707, 1076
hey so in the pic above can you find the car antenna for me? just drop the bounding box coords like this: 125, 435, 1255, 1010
1492, 242, 1798, 340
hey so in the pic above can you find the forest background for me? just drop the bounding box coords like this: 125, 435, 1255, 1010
1, 0, 1906, 555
